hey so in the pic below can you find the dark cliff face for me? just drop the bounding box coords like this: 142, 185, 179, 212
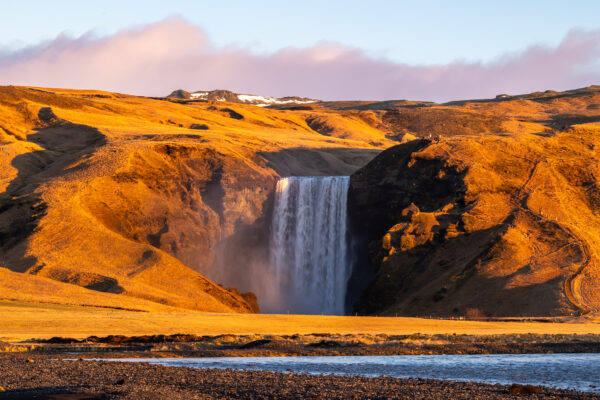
348, 139, 465, 239
347, 136, 588, 318
347, 139, 469, 316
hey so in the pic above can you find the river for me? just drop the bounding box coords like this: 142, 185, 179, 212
103, 353, 600, 393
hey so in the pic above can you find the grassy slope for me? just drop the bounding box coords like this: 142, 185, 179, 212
0, 86, 391, 313
351, 124, 600, 317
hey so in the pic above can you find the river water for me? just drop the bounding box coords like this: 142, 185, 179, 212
106, 353, 600, 393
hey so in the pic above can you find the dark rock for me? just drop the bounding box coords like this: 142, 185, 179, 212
37, 107, 63, 127
220, 108, 244, 120
238, 339, 271, 349
44, 337, 81, 344
308, 340, 344, 348
508, 384, 542, 394
189, 123, 209, 130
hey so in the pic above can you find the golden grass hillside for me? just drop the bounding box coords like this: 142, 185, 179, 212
349, 124, 600, 318
0, 86, 390, 313
2, 301, 600, 341
324, 85, 600, 139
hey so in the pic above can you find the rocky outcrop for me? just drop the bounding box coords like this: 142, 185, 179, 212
189, 123, 209, 130
349, 127, 600, 317
167, 89, 191, 99
220, 108, 244, 120
37, 107, 64, 127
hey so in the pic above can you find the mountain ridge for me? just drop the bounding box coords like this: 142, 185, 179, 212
167, 88, 317, 107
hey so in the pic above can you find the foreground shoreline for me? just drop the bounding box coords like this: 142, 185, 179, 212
1, 353, 598, 400
4, 332, 600, 358
3, 302, 600, 397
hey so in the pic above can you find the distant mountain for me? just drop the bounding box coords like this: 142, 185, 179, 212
167, 89, 318, 107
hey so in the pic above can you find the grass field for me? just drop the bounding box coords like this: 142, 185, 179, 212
1, 301, 599, 341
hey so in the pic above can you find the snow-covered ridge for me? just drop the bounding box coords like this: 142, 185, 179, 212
236, 94, 316, 106
189, 92, 209, 100
169, 89, 317, 107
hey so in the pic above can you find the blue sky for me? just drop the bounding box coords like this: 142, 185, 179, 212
2, 0, 599, 65
1, 1, 599, 100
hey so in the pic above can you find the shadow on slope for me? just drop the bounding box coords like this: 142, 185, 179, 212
0, 107, 108, 292
258, 147, 381, 177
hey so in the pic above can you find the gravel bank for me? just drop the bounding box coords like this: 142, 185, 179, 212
0, 354, 598, 399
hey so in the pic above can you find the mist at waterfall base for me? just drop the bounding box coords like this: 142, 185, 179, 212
206, 176, 352, 315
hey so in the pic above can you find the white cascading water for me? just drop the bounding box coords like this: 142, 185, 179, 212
270, 176, 350, 315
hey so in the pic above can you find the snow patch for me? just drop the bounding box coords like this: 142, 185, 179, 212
190, 92, 209, 99
188, 91, 317, 106
238, 94, 316, 106
238, 94, 276, 103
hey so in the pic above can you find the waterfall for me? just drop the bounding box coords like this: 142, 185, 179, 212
270, 176, 350, 315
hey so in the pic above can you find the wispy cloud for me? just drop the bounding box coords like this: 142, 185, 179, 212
1, 18, 599, 102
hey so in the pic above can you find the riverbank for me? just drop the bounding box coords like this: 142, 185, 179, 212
4, 332, 600, 358
0, 353, 598, 400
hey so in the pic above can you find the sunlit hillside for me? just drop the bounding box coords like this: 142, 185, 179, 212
1, 85, 599, 317
0, 86, 389, 312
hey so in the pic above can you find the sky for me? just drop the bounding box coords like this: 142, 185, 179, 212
1, 0, 599, 101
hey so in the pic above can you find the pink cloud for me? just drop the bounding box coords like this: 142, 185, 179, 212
1, 18, 599, 102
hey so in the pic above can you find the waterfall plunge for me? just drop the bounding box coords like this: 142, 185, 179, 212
270, 176, 351, 315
